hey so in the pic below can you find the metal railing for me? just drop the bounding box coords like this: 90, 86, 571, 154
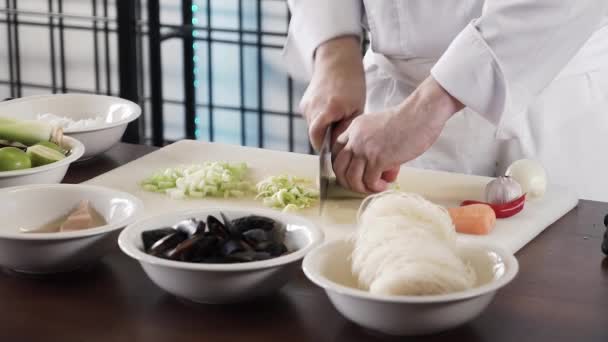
1, 0, 311, 152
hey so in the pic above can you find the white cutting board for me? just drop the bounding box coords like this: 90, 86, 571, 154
85, 140, 578, 254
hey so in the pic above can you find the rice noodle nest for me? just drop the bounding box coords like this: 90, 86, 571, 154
352, 191, 477, 296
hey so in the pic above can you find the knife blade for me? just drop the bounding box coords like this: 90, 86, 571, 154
318, 125, 366, 215
319, 125, 333, 214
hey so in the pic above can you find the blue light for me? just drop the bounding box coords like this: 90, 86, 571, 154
192, 4, 198, 12
192, 42, 198, 49
195, 117, 200, 125
193, 56, 199, 62
193, 80, 200, 88
195, 129, 201, 138
192, 18, 198, 25
193, 67, 199, 73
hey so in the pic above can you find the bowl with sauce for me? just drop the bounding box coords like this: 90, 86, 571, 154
0, 184, 143, 273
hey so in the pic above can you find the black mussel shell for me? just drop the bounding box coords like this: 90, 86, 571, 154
165, 234, 202, 260
169, 235, 220, 262
220, 239, 253, 256
143, 214, 289, 263
220, 212, 241, 237
604, 214, 608, 228
142, 228, 174, 252
268, 243, 288, 257
251, 240, 288, 257
252, 241, 272, 252
270, 226, 286, 245
207, 215, 229, 239
227, 251, 272, 263
226, 251, 255, 263
231, 215, 278, 234
199, 256, 230, 264
252, 251, 272, 261
242, 229, 270, 245
148, 231, 188, 257
196, 220, 206, 234
173, 218, 204, 237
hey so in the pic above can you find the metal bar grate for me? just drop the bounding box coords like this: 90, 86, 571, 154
182, 0, 196, 140
58, 0, 67, 93
0, 1, 317, 153
92, 0, 100, 93
204, 0, 213, 142
47, 0, 56, 93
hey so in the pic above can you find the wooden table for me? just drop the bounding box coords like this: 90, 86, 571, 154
1, 143, 606, 342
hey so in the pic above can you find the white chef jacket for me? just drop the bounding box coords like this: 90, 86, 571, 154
284, 1, 608, 201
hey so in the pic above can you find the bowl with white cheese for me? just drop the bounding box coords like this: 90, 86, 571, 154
0, 184, 143, 273
0, 93, 141, 159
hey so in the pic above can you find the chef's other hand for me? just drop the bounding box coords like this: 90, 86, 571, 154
299, 36, 365, 151
333, 76, 464, 193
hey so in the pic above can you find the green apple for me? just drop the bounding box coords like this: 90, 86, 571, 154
0, 147, 32, 171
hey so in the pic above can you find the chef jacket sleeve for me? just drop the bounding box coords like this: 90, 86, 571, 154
283, 0, 363, 81
431, 1, 608, 125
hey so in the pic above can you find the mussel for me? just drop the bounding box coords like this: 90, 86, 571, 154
148, 231, 189, 257
207, 215, 229, 239
168, 234, 220, 261
139, 213, 289, 263
173, 218, 204, 236
142, 228, 174, 251
232, 215, 277, 233
242, 229, 270, 244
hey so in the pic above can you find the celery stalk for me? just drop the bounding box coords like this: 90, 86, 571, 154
0, 118, 63, 146
0, 117, 18, 125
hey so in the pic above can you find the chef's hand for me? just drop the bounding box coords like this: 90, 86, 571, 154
333, 76, 464, 193
299, 36, 365, 150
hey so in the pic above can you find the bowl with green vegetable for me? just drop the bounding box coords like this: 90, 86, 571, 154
0, 94, 141, 159
0, 129, 85, 187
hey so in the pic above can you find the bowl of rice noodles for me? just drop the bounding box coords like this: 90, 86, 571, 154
303, 191, 518, 336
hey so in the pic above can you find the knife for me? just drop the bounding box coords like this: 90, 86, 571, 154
319, 125, 366, 214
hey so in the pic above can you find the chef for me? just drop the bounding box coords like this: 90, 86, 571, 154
283, 1, 608, 201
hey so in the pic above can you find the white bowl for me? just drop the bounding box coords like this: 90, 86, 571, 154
0, 135, 85, 188
0, 184, 143, 273
0, 94, 141, 159
303, 240, 518, 336
119, 208, 324, 304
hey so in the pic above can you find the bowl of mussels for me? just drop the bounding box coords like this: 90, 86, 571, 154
118, 207, 324, 304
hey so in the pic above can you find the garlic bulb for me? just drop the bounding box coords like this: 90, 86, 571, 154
485, 176, 523, 204
505, 159, 547, 198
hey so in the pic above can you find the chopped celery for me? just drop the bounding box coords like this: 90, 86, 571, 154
141, 162, 252, 199
255, 175, 318, 211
